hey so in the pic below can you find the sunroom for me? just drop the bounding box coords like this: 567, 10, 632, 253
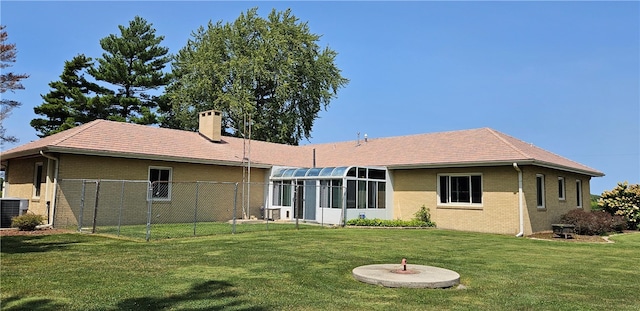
267, 166, 393, 225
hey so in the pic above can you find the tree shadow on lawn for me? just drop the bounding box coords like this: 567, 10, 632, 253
1, 296, 67, 311
3, 280, 270, 311
116, 280, 270, 311
0, 235, 81, 254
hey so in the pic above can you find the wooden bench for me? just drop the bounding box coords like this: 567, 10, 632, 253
552, 224, 575, 239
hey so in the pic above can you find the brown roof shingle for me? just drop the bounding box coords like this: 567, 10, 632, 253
0, 120, 603, 176
299, 128, 602, 176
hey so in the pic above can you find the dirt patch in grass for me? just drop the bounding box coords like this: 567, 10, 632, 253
0, 227, 74, 237
527, 231, 640, 243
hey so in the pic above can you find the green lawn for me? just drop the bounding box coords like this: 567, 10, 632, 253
1, 228, 639, 311
89, 221, 307, 240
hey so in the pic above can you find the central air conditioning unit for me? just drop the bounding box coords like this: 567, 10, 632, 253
0, 198, 29, 228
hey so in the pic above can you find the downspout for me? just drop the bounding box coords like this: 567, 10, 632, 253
513, 163, 524, 237
40, 151, 59, 226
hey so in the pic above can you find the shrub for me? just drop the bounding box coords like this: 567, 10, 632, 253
346, 205, 436, 228
560, 209, 627, 235
598, 182, 640, 230
11, 213, 45, 231
414, 205, 435, 226
346, 218, 434, 228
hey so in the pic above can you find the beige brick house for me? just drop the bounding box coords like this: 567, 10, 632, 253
1, 110, 603, 235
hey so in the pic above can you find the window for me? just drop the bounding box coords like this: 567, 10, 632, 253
558, 177, 566, 200
320, 180, 343, 209
33, 162, 44, 198
272, 180, 292, 207
357, 180, 367, 209
377, 182, 386, 209
345, 170, 387, 209
536, 174, 545, 208
576, 180, 583, 208
331, 180, 343, 208
149, 167, 172, 200
438, 174, 482, 204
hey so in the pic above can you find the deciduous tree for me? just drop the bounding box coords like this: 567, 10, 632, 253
163, 8, 348, 145
0, 25, 29, 143
598, 182, 640, 229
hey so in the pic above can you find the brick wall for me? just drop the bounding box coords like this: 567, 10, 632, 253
4, 156, 52, 220
7, 154, 267, 227
391, 165, 592, 235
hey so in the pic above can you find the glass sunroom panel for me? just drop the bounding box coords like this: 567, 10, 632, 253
331, 167, 348, 177
293, 168, 308, 177
346, 180, 356, 209
307, 168, 322, 177
368, 181, 377, 208
377, 182, 386, 208
271, 168, 286, 178
282, 182, 292, 206
319, 180, 330, 208
319, 167, 335, 177
332, 180, 343, 208
358, 180, 367, 208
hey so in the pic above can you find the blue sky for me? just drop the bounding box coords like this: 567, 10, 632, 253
1, 1, 638, 195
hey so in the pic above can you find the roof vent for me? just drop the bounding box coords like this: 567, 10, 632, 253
198, 110, 222, 142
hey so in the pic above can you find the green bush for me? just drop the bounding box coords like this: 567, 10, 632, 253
560, 209, 627, 235
598, 182, 640, 230
346, 218, 434, 227
414, 205, 435, 227
346, 205, 436, 228
11, 213, 45, 231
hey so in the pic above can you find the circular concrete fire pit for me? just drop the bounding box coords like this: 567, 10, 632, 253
352, 264, 460, 288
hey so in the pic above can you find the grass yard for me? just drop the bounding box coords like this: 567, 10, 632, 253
87, 221, 307, 240
1, 228, 639, 311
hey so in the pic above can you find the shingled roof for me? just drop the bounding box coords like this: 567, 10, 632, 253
0, 120, 603, 176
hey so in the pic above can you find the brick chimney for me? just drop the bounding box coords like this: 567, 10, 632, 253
198, 110, 222, 142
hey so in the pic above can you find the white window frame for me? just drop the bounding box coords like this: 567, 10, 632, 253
272, 180, 292, 207
558, 177, 566, 201
148, 166, 172, 201
33, 162, 44, 199
437, 173, 483, 206
536, 174, 545, 209
576, 179, 583, 208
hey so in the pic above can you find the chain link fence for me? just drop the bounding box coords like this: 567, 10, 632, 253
53, 179, 303, 241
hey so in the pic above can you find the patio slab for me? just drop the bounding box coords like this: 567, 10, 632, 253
352, 264, 460, 288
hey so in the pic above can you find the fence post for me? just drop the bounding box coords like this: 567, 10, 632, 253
232, 182, 238, 234
79, 180, 86, 232
146, 181, 153, 242
91, 180, 100, 234
193, 182, 199, 236
117, 180, 125, 236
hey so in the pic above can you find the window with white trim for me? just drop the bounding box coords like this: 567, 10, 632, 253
33, 162, 44, 198
558, 177, 566, 200
345, 168, 386, 209
272, 180, 292, 207
149, 166, 172, 200
438, 174, 482, 205
536, 174, 545, 208
320, 180, 343, 209
576, 179, 583, 208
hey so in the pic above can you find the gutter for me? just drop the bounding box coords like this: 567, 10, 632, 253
39, 151, 59, 226
513, 163, 524, 237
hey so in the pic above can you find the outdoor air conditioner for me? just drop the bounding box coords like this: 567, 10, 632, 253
0, 198, 29, 228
